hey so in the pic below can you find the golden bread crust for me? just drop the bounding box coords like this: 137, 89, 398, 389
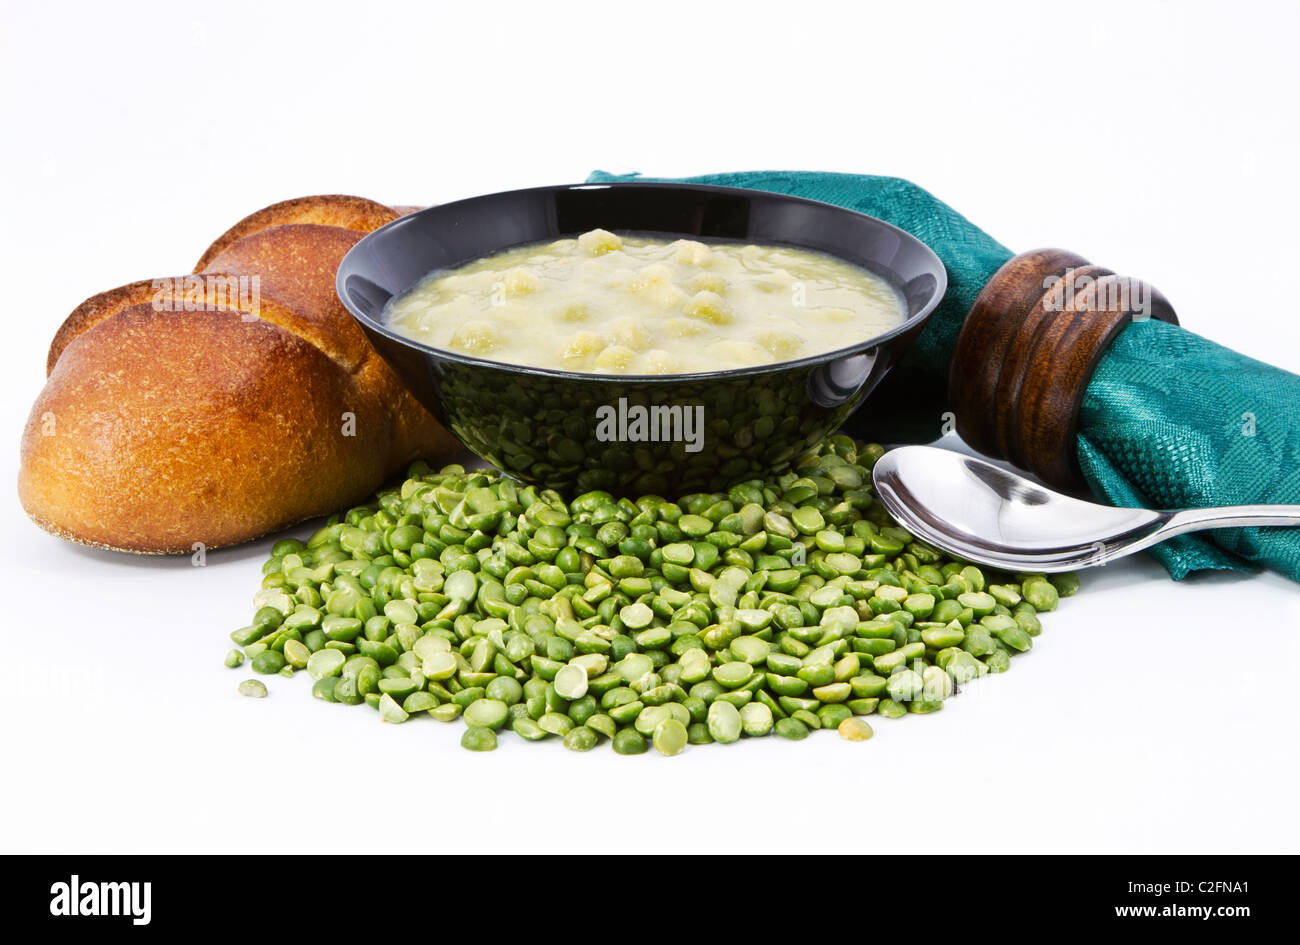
192, 194, 401, 272
20, 195, 459, 553
20, 301, 389, 552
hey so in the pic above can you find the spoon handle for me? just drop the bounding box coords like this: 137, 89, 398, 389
1160, 505, 1300, 537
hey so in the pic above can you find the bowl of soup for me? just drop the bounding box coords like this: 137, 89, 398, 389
336, 182, 946, 494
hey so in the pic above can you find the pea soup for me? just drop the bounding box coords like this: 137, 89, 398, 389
385, 229, 905, 374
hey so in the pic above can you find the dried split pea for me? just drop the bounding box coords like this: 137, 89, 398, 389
838, 718, 874, 742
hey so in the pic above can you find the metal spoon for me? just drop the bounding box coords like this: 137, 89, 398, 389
870, 445, 1300, 572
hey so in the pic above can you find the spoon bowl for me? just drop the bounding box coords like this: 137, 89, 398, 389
871, 445, 1300, 572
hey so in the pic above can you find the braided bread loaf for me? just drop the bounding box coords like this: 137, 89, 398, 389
19, 195, 458, 553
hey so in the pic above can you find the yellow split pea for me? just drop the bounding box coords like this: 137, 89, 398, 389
386, 229, 904, 374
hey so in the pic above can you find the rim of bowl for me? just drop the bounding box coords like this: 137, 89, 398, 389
337, 181, 948, 383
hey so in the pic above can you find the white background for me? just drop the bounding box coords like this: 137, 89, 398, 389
2, 0, 1298, 854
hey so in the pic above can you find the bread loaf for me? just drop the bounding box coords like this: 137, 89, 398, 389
19, 195, 458, 553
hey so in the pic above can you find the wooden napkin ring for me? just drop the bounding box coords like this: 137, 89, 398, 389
949, 249, 1179, 491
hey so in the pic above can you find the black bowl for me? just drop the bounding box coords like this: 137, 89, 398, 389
336, 182, 946, 495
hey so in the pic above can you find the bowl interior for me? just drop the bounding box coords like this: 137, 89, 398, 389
337, 182, 946, 372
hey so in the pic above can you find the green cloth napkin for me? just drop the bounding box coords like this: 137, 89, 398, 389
589, 170, 1300, 581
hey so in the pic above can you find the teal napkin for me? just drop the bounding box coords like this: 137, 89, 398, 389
589, 170, 1300, 581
